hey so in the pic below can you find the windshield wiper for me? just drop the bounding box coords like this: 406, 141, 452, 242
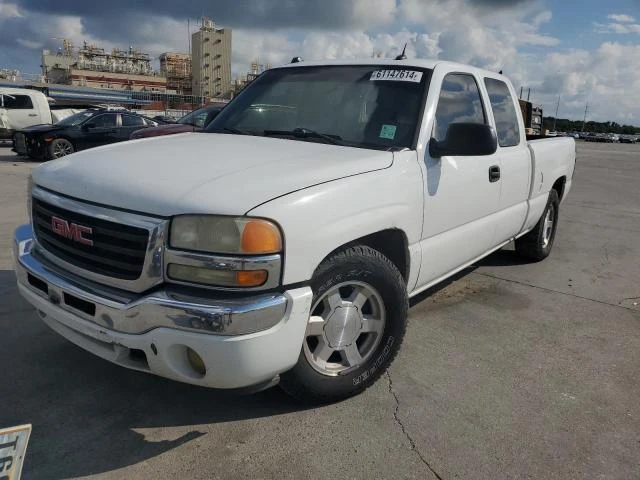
219, 126, 255, 136
264, 128, 346, 146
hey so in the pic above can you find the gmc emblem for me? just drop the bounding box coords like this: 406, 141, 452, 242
51, 216, 94, 246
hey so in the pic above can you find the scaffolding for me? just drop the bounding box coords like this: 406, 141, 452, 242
159, 53, 192, 94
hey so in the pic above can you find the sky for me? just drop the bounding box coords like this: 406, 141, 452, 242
1, 0, 639, 124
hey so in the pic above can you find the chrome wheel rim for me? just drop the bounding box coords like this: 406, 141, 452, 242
53, 141, 73, 158
542, 205, 555, 248
303, 281, 386, 376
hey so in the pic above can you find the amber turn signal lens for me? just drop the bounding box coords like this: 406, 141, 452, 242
236, 270, 268, 287
241, 220, 282, 254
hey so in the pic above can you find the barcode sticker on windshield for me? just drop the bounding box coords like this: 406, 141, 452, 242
370, 70, 423, 83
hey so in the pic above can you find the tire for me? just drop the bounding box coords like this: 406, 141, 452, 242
48, 138, 74, 160
280, 245, 408, 404
515, 190, 560, 262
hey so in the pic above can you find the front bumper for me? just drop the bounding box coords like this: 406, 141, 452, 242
14, 224, 313, 389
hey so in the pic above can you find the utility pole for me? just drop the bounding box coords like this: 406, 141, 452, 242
553, 96, 560, 131
581, 103, 589, 132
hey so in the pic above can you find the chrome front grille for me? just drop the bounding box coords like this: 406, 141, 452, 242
31, 186, 168, 293
32, 198, 149, 280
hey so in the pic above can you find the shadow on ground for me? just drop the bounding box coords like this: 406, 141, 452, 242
0, 270, 310, 478
0, 247, 532, 478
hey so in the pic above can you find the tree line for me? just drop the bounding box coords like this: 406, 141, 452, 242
543, 117, 639, 134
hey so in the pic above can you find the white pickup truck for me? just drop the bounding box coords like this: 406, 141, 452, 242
14, 59, 576, 403
0, 88, 52, 140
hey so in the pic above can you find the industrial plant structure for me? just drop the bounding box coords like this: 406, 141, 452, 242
41, 40, 167, 92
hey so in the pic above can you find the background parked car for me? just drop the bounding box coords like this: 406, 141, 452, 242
13, 108, 159, 160
130, 103, 226, 139
153, 115, 178, 124
619, 135, 638, 144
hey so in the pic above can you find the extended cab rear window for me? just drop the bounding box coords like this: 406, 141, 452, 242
484, 78, 521, 147
207, 65, 432, 151
1, 94, 34, 109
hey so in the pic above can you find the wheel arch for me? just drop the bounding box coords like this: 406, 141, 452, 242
552, 176, 566, 201
318, 229, 410, 284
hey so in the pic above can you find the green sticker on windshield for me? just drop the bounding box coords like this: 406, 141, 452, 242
379, 124, 397, 140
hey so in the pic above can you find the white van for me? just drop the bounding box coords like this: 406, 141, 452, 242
0, 88, 52, 139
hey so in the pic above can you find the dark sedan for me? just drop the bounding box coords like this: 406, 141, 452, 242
13, 109, 159, 160
130, 103, 226, 140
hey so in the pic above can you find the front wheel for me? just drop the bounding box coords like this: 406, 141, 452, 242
280, 245, 408, 404
48, 138, 74, 159
515, 190, 560, 261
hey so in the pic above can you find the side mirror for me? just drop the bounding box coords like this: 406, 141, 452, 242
429, 123, 498, 158
83, 122, 96, 131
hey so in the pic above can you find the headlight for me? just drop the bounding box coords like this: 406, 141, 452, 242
169, 215, 282, 255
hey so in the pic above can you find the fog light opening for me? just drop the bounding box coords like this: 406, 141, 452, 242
186, 347, 206, 377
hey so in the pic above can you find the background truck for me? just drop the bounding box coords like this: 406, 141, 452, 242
14, 58, 576, 403
0, 88, 52, 140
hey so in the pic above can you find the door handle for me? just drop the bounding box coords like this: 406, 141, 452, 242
28, 113, 37, 117
109, 129, 117, 133
489, 165, 501, 182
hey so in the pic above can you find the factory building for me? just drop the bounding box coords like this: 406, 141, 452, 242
191, 18, 232, 99
41, 40, 167, 92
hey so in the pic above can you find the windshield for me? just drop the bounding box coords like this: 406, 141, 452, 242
55, 111, 95, 126
179, 106, 220, 127
206, 65, 431, 150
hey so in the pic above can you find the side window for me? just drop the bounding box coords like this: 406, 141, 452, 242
92, 114, 117, 128
122, 115, 145, 127
434, 74, 485, 141
484, 78, 520, 147
2, 94, 34, 110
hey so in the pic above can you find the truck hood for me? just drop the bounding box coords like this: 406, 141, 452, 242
19, 124, 60, 134
33, 133, 393, 216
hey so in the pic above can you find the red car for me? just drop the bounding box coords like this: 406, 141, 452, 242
130, 103, 226, 139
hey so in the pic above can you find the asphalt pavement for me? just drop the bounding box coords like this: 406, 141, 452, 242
0, 142, 638, 479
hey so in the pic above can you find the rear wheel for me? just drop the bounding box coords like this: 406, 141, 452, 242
515, 190, 560, 261
48, 138, 74, 159
280, 245, 408, 404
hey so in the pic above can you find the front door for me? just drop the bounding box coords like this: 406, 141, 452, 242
416, 72, 502, 288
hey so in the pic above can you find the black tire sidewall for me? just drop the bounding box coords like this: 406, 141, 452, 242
281, 246, 407, 401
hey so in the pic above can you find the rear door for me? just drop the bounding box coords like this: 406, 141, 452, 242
416, 70, 502, 288
482, 77, 531, 242
119, 114, 147, 140
1, 93, 39, 129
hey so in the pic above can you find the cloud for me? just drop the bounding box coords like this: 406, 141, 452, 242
0, 3, 22, 17
594, 21, 640, 34
608, 13, 636, 23
1, 0, 638, 124
536, 42, 640, 123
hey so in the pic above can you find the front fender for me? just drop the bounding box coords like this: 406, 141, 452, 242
247, 151, 424, 288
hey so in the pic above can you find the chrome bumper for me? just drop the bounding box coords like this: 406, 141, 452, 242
14, 224, 288, 336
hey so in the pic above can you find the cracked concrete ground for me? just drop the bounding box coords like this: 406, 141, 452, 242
1, 142, 639, 479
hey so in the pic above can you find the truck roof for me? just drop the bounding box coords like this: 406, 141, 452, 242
0, 86, 47, 96
275, 58, 508, 81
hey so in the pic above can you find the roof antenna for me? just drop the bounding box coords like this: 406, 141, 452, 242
290, 56, 302, 63
499, 70, 503, 75
395, 43, 408, 61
